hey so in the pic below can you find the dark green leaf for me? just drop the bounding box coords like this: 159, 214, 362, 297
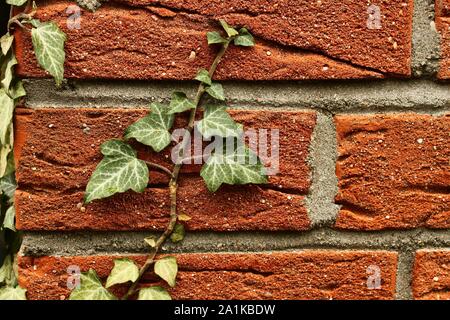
169, 92, 195, 114
195, 69, 212, 86
170, 223, 185, 243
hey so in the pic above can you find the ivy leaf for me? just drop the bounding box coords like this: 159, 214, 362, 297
195, 69, 212, 86
178, 213, 192, 222
31, 21, 66, 86
0, 255, 16, 286
1, 173, 17, 200
6, 0, 28, 5
220, 20, 239, 37
170, 223, 185, 243
168, 92, 195, 115
205, 83, 225, 101
196, 105, 241, 139
0, 143, 13, 178
84, 140, 149, 204
0, 286, 26, 300
207, 32, 227, 45
1, 53, 18, 93
234, 28, 255, 47
105, 259, 139, 288
0, 34, 14, 56
201, 145, 268, 192
124, 103, 174, 152
10, 80, 26, 99
0, 89, 14, 146
144, 237, 156, 248
154, 257, 178, 287
69, 269, 117, 300
138, 286, 171, 300
3, 206, 16, 231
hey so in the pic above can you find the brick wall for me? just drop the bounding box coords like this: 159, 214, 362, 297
12, 0, 450, 300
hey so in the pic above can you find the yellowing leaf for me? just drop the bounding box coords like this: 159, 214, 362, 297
154, 257, 178, 287
105, 259, 139, 288
138, 286, 171, 300
0, 286, 26, 300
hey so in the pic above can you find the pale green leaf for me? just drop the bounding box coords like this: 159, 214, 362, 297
0, 286, 26, 300
31, 21, 66, 86
1, 173, 17, 200
144, 237, 156, 248
1, 53, 18, 92
168, 92, 195, 114
220, 20, 239, 37
0, 255, 16, 286
178, 213, 191, 222
138, 286, 171, 300
205, 83, 225, 101
105, 259, 139, 288
84, 140, 149, 204
197, 105, 241, 139
0, 89, 14, 145
6, 0, 28, 6
195, 69, 212, 86
234, 28, 255, 47
170, 223, 185, 243
3, 206, 16, 231
0, 34, 14, 56
124, 103, 174, 152
201, 146, 268, 192
0, 144, 13, 178
154, 257, 177, 287
10, 81, 26, 99
69, 269, 117, 300
207, 32, 227, 45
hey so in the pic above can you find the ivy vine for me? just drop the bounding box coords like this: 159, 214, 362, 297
72, 21, 267, 300
0, 0, 66, 300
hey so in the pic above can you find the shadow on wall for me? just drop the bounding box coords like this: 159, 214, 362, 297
1, 2, 9, 35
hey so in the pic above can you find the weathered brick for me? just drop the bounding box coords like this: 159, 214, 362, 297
14, 108, 315, 231
437, 0, 450, 78
413, 249, 450, 300
15, 0, 414, 80
334, 114, 450, 230
18, 251, 398, 300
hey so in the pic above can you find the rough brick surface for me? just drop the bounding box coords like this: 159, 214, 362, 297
335, 114, 450, 230
15, 0, 414, 80
18, 251, 398, 300
437, 0, 450, 78
14, 107, 315, 231
413, 250, 450, 300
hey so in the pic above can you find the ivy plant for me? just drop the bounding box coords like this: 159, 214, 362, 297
0, 0, 66, 300
72, 21, 267, 300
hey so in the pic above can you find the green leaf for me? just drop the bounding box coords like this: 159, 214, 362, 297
154, 257, 178, 287
0, 286, 26, 300
201, 146, 268, 192
3, 206, 16, 231
0, 255, 16, 286
124, 103, 174, 152
84, 140, 149, 204
69, 269, 117, 300
138, 286, 171, 300
234, 28, 255, 47
196, 105, 241, 139
205, 83, 225, 101
105, 259, 139, 288
1, 150, 15, 179
0, 34, 14, 56
10, 81, 26, 99
1, 173, 17, 200
31, 21, 66, 86
220, 20, 239, 37
207, 32, 227, 45
168, 92, 195, 114
1, 53, 18, 92
170, 223, 185, 243
195, 69, 212, 86
0, 89, 14, 146
6, 0, 28, 5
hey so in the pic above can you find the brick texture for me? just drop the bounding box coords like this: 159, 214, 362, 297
413, 250, 450, 300
14, 0, 414, 80
14, 108, 315, 231
437, 0, 450, 78
18, 251, 398, 300
335, 114, 450, 230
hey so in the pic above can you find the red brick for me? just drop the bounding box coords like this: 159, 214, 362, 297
14, 108, 315, 231
437, 0, 450, 78
413, 250, 450, 300
334, 114, 450, 230
18, 251, 398, 300
14, 0, 414, 80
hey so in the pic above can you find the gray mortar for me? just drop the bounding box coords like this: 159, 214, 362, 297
305, 112, 340, 227
396, 251, 415, 300
20, 229, 450, 257
412, 0, 441, 77
23, 79, 450, 112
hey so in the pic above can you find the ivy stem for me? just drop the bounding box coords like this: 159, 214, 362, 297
144, 161, 173, 178
121, 39, 231, 300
